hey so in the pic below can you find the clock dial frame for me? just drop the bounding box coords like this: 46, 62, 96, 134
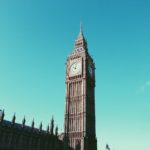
69, 58, 82, 77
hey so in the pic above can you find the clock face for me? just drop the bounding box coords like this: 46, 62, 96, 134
69, 59, 82, 77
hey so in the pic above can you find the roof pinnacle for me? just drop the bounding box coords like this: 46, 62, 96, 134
80, 22, 83, 34
77, 22, 84, 39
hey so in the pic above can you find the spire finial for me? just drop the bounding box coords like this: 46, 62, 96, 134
55, 125, 58, 136
31, 118, 34, 129
50, 116, 54, 135
22, 116, 26, 127
106, 144, 110, 150
78, 22, 83, 37
12, 113, 16, 124
80, 22, 83, 34
39, 121, 42, 131
46, 124, 50, 133
0, 109, 5, 122
77, 22, 85, 41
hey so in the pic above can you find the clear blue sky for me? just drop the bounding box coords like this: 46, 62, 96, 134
0, 0, 150, 150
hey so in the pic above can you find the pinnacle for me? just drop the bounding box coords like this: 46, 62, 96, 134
77, 22, 84, 40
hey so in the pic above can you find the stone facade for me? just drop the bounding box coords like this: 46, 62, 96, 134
0, 113, 64, 150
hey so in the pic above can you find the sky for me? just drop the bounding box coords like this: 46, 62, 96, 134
0, 0, 150, 150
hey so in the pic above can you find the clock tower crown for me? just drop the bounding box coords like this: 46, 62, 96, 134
74, 23, 88, 53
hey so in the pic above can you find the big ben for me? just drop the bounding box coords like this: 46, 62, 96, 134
64, 25, 97, 150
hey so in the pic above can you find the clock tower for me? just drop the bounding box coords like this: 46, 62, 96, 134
64, 25, 97, 150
